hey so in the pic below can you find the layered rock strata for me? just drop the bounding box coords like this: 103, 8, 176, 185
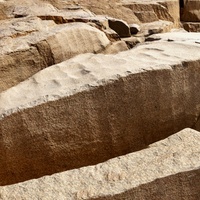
0, 33, 200, 185
0, 128, 199, 199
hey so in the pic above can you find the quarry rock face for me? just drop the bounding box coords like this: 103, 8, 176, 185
0, 19, 111, 92
121, 0, 180, 26
181, 0, 200, 22
0, 0, 200, 199
0, 32, 200, 186
0, 128, 200, 199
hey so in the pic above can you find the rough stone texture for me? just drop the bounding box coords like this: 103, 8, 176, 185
0, 3, 7, 20
0, 0, 200, 198
95, 169, 200, 200
0, 0, 62, 19
0, 33, 200, 185
13, 5, 94, 20
181, 0, 200, 22
0, 0, 94, 20
42, 23, 110, 63
121, 0, 180, 27
0, 20, 110, 92
183, 22, 200, 32
72, 0, 140, 24
102, 41, 129, 54
0, 128, 199, 199
140, 20, 174, 36
103, 28, 121, 42
122, 36, 145, 48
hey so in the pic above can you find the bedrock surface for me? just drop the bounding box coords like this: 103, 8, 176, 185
0, 32, 200, 185
0, 128, 199, 199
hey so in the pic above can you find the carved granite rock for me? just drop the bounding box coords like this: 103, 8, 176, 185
121, 0, 180, 27
0, 19, 110, 92
0, 128, 199, 199
70, 0, 140, 24
0, 32, 200, 185
0, 0, 200, 199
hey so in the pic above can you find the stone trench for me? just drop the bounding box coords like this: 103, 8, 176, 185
0, 0, 200, 199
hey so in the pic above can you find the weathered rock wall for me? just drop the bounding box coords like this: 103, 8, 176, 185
0, 0, 200, 198
0, 34, 200, 185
